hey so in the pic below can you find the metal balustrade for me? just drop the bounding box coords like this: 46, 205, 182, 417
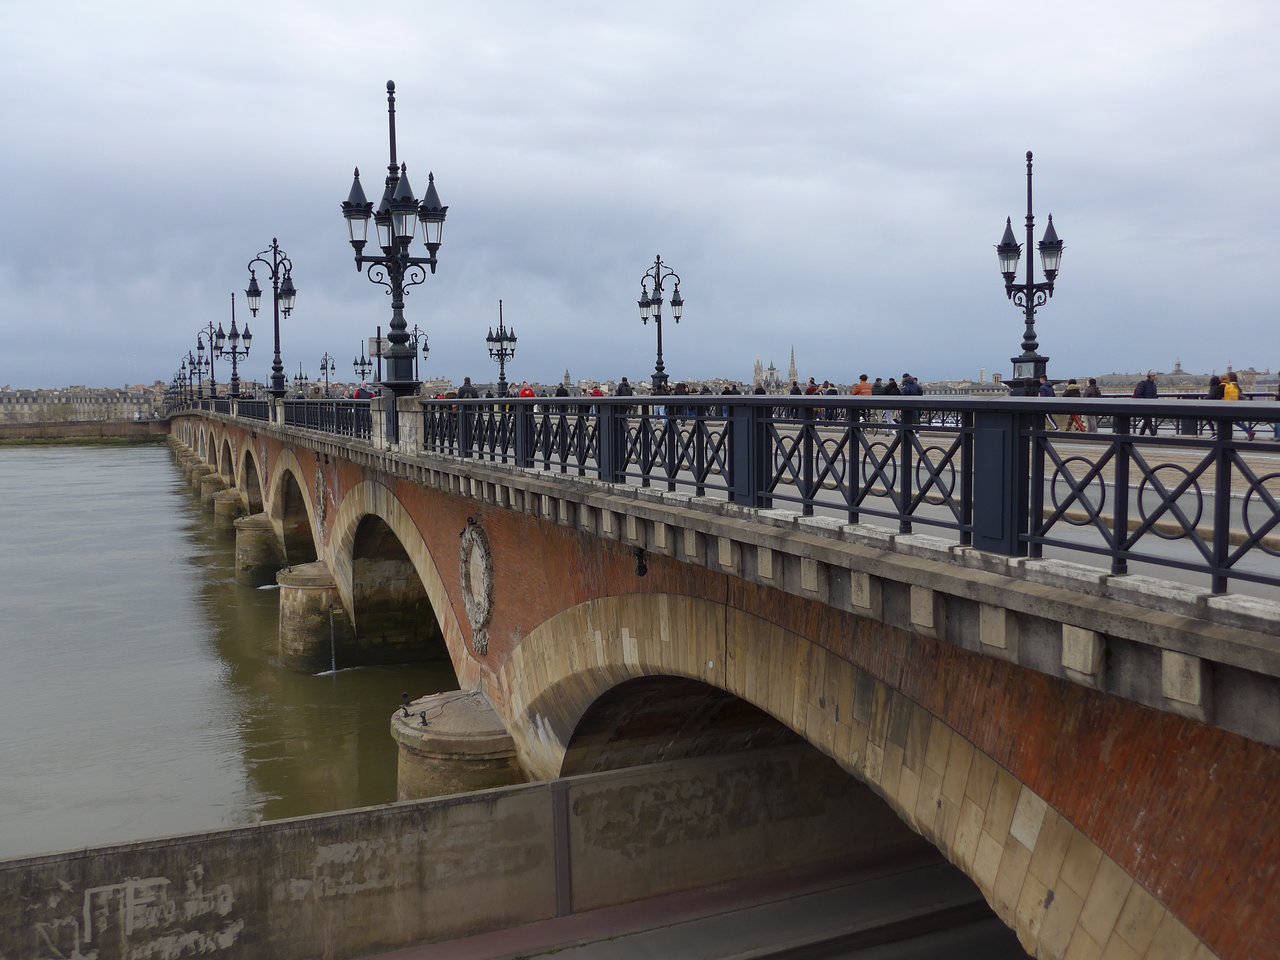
192, 394, 1279, 592
282, 399, 372, 440
420, 396, 1279, 592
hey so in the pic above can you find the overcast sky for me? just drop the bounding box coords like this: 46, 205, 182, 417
2, 1, 1276, 389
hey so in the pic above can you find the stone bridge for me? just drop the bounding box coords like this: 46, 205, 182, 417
164, 398, 1279, 960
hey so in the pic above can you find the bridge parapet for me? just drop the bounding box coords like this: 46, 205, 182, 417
184, 407, 1279, 746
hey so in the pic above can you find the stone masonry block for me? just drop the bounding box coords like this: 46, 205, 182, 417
652, 521, 674, 556
683, 527, 703, 563
1161, 650, 1212, 722
625, 513, 643, 546
910, 585, 937, 635
717, 537, 740, 575
979, 604, 1018, 661
850, 571, 883, 619
1062, 624, 1104, 687
601, 509, 620, 539
756, 546, 774, 581
801, 558, 826, 600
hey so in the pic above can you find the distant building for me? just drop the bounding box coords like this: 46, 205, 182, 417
0, 385, 159, 423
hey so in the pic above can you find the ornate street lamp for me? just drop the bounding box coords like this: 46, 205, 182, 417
245, 239, 297, 398
187, 350, 204, 401
996, 151, 1064, 393
486, 299, 517, 397
637, 254, 684, 394
353, 344, 373, 382
408, 324, 429, 381
292, 362, 310, 395
319, 352, 336, 398
178, 358, 191, 404
215, 292, 252, 399
195, 320, 218, 398
341, 80, 447, 402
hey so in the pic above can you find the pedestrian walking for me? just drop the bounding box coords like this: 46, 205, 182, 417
1062, 379, 1086, 432
1037, 375, 1059, 430
1133, 371, 1158, 436
1082, 377, 1102, 431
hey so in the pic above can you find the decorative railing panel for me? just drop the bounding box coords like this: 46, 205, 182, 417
201, 394, 1280, 592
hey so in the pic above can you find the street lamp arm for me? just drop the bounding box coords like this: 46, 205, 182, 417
1009, 286, 1052, 309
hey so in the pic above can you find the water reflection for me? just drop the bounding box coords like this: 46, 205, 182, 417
0, 445, 455, 859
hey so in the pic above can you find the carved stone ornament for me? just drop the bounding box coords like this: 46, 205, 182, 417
315, 464, 327, 531
459, 520, 494, 655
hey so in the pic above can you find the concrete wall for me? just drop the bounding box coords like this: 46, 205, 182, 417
0, 419, 168, 441
0, 746, 900, 960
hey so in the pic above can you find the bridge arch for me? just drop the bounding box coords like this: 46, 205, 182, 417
327, 480, 476, 688
237, 444, 265, 513
501, 592, 1210, 960
217, 436, 235, 481
266, 448, 319, 568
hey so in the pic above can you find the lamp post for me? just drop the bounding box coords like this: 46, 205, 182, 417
187, 350, 204, 401
353, 345, 373, 382
215, 292, 252, 399
292, 362, 310, 396
195, 320, 218, 397
178, 358, 191, 404
245, 239, 297, 399
319, 353, 336, 398
636, 254, 684, 394
341, 80, 447, 402
486, 299, 517, 397
996, 151, 1064, 394
408, 324, 429, 381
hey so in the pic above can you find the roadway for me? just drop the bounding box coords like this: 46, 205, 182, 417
361, 849, 1027, 960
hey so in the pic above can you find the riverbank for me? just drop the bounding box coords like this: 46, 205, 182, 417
0, 418, 169, 444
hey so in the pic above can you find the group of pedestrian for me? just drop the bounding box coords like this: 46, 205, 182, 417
1031, 370, 1271, 440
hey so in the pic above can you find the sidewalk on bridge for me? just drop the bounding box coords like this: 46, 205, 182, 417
359, 848, 1007, 960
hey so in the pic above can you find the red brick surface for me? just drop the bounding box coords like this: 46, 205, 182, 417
216, 423, 1278, 960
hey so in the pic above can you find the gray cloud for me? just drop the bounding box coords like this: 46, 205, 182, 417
2, 1, 1276, 389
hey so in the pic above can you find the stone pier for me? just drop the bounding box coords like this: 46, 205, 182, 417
277, 561, 354, 673
212, 489, 243, 532
392, 690, 524, 800
198, 473, 226, 511
235, 512, 284, 587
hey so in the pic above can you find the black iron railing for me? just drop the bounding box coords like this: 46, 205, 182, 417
282, 399, 372, 440
239, 399, 271, 422
419, 395, 1280, 592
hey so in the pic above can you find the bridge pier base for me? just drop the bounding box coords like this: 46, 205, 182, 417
212, 489, 243, 533
198, 473, 226, 511
187, 462, 212, 489
234, 512, 284, 587
277, 561, 355, 674
391, 690, 525, 800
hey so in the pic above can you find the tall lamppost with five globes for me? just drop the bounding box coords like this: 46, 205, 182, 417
996, 151, 1064, 394
215, 293, 252, 399
637, 255, 684, 394
244, 239, 296, 399
486, 300, 517, 397
341, 80, 447, 403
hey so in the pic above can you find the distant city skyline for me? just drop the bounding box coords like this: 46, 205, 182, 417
2, 3, 1277, 389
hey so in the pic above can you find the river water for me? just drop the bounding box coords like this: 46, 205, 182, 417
0, 443, 456, 861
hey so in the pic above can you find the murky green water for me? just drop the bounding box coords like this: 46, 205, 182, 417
0, 444, 455, 860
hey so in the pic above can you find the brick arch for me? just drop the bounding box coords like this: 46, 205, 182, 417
217, 436, 235, 480
500, 593, 1213, 960
265, 447, 320, 565
236, 443, 266, 512
327, 480, 479, 691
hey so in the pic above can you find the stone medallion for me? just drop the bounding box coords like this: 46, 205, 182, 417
315, 464, 327, 531
459, 519, 494, 655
